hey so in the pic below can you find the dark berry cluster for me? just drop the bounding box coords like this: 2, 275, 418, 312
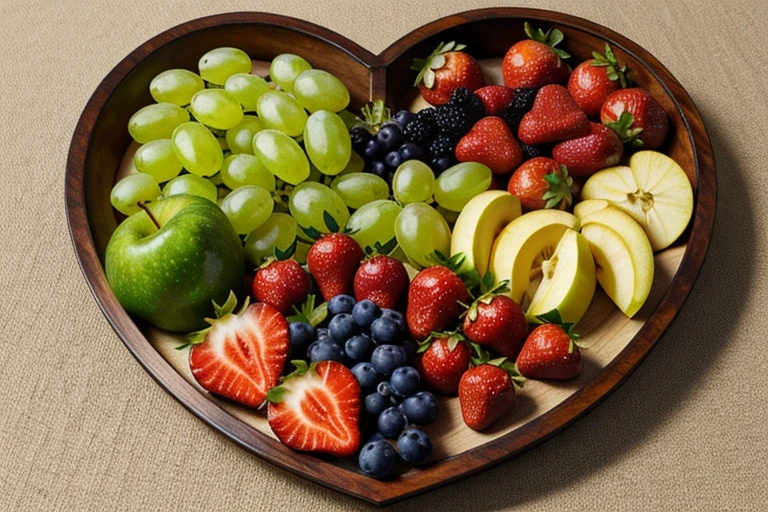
351, 116, 425, 185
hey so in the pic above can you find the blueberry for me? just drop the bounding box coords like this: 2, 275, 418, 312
366, 160, 388, 179
384, 150, 403, 169
350, 126, 372, 153
371, 344, 407, 376
394, 110, 415, 127
401, 391, 439, 425
377, 381, 393, 398
397, 428, 432, 465
364, 138, 383, 160
366, 431, 386, 443
370, 316, 401, 344
358, 439, 397, 478
380, 309, 404, 330
398, 142, 424, 162
377, 123, 402, 152
329, 313, 357, 341
315, 327, 329, 340
351, 362, 381, 393
364, 392, 390, 419
390, 366, 420, 397
352, 299, 381, 329
378, 406, 408, 438
431, 156, 455, 174
401, 340, 418, 365
307, 338, 344, 363
328, 294, 355, 315
288, 322, 314, 359
345, 334, 374, 361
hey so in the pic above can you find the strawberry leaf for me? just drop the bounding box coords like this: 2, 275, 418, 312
606, 112, 644, 147
213, 290, 239, 318
266, 384, 289, 404
287, 295, 327, 327
274, 239, 297, 261
536, 308, 564, 325
323, 211, 340, 233
412, 41, 466, 88
299, 224, 324, 241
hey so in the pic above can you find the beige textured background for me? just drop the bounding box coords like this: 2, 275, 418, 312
1, 0, 766, 509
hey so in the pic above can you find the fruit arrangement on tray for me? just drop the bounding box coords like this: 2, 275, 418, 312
103, 22, 694, 480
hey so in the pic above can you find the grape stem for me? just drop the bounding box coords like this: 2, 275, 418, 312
137, 201, 161, 230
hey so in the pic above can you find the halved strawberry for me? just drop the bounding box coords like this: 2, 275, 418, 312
267, 360, 361, 457
188, 293, 289, 408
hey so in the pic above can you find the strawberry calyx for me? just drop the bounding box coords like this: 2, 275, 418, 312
176, 290, 245, 349
591, 44, 629, 88
524, 22, 571, 60
418, 331, 466, 354
430, 250, 481, 291
605, 111, 644, 148
535, 308, 585, 353
542, 165, 574, 209
463, 279, 511, 322
286, 294, 328, 327
266, 360, 312, 403
362, 238, 399, 259
354, 99, 391, 134
298, 211, 344, 241
411, 41, 468, 89
469, 342, 526, 387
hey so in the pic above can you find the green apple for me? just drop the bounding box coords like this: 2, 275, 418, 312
450, 190, 521, 277
105, 194, 245, 332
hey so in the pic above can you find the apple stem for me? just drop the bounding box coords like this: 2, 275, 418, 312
137, 201, 161, 230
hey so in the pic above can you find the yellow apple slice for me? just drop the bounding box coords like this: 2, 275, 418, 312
577, 201, 655, 318
451, 191, 522, 276
526, 228, 596, 325
489, 209, 580, 304
580, 150, 694, 251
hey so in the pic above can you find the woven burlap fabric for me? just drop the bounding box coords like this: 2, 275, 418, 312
1, 0, 766, 509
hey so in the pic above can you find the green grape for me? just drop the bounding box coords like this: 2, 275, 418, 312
303, 110, 352, 176
220, 153, 275, 191
293, 69, 350, 113
209, 172, 225, 186
217, 137, 228, 152
331, 173, 389, 210
171, 122, 223, 177
220, 185, 274, 235
392, 160, 435, 204
225, 115, 265, 154
294, 240, 312, 265
394, 203, 451, 269
189, 89, 243, 130
198, 47, 252, 85
128, 103, 189, 144
339, 151, 364, 175
162, 174, 218, 203
150, 69, 204, 106
307, 162, 323, 183
289, 182, 350, 238
133, 139, 182, 183
256, 90, 308, 137
110, 173, 160, 216
244, 212, 297, 267
337, 109, 358, 130
434, 162, 493, 212
269, 54, 312, 92
346, 200, 402, 253
436, 205, 460, 225
224, 73, 269, 112
252, 129, 309, 185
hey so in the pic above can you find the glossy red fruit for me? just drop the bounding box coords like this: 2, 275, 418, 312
455, 116, 523, 174
600, 87, 669, 149
413, 41, 485, 106
307, 233, 364, 302
190, 302, 289, 408
502, 23, 570, 89
462, 295, 528, 359
353, 255, 409, 310
474, 85, 515, 115
267, 360, 361, 457
252, 259, 311, 314
567, 45, 628, 117
552, 122, 624, 176
517, 323, 582, 380
507, 156, 573, 211
459, 364, 517, 431
406, 266, 469, 341
416, 334, 471, 395
518, 85, 590, 145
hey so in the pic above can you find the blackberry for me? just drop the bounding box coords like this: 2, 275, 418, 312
415, 107, 436, 123
512, 88, 538, 112
428, 134, 457, 159
449, 87, 472, 106
434, 104, 473, 135
520, 143, 544, 161
402, 118, 435, 145
466, 93, 487, 120
498, 106, 525, 133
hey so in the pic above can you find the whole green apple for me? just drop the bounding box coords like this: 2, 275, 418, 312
105, 194, 244, 332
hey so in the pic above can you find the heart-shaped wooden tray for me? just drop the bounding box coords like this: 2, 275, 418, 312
65, 8, 716, 506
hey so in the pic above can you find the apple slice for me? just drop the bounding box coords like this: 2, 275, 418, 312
489, 209, 580, 305
580, 150, 693, 251
451, 190, 522, 276
576, 200, 655, 318
526, 228, 596, 325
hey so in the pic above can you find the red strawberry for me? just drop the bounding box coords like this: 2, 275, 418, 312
267, 360, 361, 457
518, 85, 590, 145
474, 85, 515, 115
459, 364, 517, 431
551, 122, 624, 176
353, 255, 409, 310
600, 88, 669, 149
517, 322, 582, 380
507, 157, 573, 211
406, 266, 469, 341
455, 116, 523, 174
462, 294, 528, 359
189, 298, 289, 408
415, 333, 471, 395
412, 41, 485, 106
307, 233, 364, 302
567, 44, 628, 117
252, 259, 311, 314
502, 23, 570, 89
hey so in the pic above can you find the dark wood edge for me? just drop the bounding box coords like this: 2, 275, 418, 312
65, 8, 717, 506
